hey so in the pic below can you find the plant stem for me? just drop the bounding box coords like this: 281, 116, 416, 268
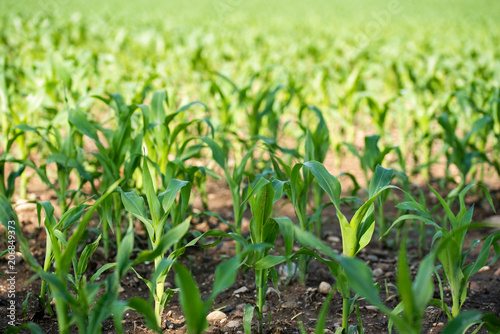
342, 297, 349, 331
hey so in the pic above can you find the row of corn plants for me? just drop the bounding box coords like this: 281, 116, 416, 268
1, 85, 499, 333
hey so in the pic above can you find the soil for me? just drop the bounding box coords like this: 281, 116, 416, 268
1, 156, 500, 334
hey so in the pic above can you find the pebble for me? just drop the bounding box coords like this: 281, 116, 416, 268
233, 286, 249, 295
478, 266, 490, 273
367, 254, 379, 261
226, 320, 240, 328
469, 281, 480, 292
372, 268, 384, 277
327, 236, 341, 243
207, 311, 227, 322
236, 303, 246, 312
365, 305, 378, 311
494, 267, 500, 277
318, 282, 332, 295
266, 287, 278, 296
118, 286, 125, 293
484, 215, 500, 225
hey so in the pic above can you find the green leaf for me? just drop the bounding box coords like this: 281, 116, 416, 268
315, 289, 335, 334
127, 297, 162, 333
120, 188, 154, 237
77, 235, 101, 277
243, 304, 255, 334
206, 257, 240, 310
117, 223, 134, 279
174, 263, 208, 334
158, 179, 190, 215
302, 161, 341, 209
397, 239, 414, 324
368, 165, 393, 197
90, 263, 116, 283
441, 310, 483, 334
142, 157, 162, 225
132, 218, 190, 265
253, 255, 287, 270
68, 109, 101, 145
199, 136, 226, 169
0, 194, 18, 230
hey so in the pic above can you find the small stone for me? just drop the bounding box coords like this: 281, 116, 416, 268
365, 305, 378, 311
324, 329, 334, 334
118, 286, 125, 293
164, 281, 172, 289
469, 281, 480, 292
478, 266, 490, 273
494, 267, 500, 276
233, 286, 249, 295
266, 287, 278, 296
220, 318, 227, 325
262, 305, 268, 313
484, 215, 500, 225
372, 268, 384, 277
236, 303, 246, 312
227, 320, 240, 328
166, 310, 172, 317
207, 311, 227, 322
327, 236, 340, 243
318, 282, 332, 295
367, 255, 379, 261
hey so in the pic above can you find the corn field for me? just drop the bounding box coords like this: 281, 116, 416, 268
1, 1, 500, 333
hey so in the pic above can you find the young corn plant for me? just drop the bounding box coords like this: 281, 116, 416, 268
282, 161, 395, 333
13, 124, 95, 211
248, 181, 277, 333
16, 212, 163, 334
119, 156, 191, 327
437, 112, 493, 192
387, 183, 500, 319
174, 258, 240, 334
345, 135, 403, 243
342, 230, 500, 334
299, 105, 330, 238
200, 138, 270, 255
340, 235, 439, 334
15, 179, 124, 333
69, 97, 144, 257
0, 128, 27, 200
